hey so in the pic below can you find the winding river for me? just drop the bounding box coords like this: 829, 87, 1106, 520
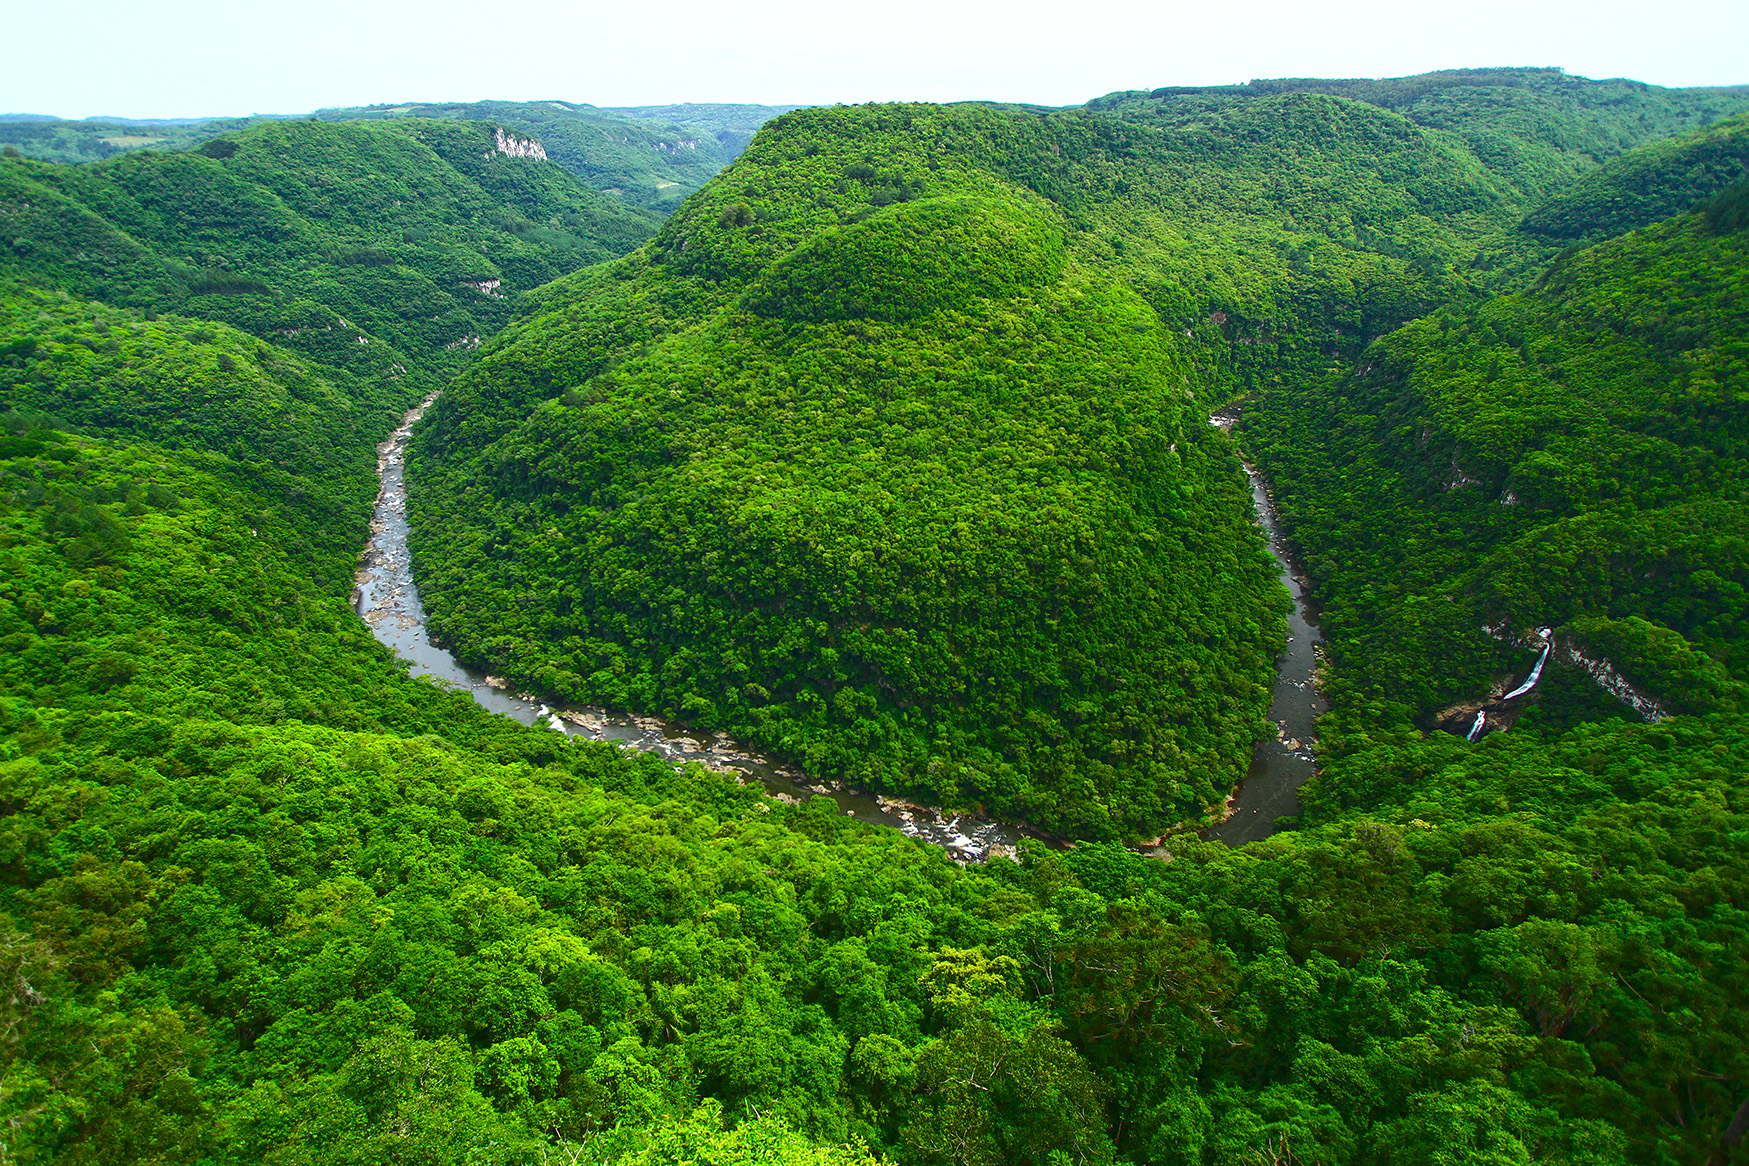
356, 397, 1325, 858
1199, 410, 1327, 845
355, 393, 1027, 861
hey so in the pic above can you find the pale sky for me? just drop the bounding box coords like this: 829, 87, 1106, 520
8, 0, 1747, 120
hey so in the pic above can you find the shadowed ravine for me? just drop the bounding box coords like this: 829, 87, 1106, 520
358, 398, 1325, 856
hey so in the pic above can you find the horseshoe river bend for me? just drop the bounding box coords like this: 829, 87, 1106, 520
355, 395, 1325, 861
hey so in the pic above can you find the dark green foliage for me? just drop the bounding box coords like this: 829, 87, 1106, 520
1706, 176, 1749, 232
0, 433, 551, 750
0, 286, 398, 583
1245, 206, 1749, 748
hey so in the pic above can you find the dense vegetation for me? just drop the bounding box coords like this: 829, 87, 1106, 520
1244, 161, 1749, 752
407, 105, 1294, 839
408, 71, 1749, 839
0, 102, 785, 214
2, 67, 1748, 1166
0, 117, 668, 393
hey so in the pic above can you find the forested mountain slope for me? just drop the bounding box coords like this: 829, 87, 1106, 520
1, 69, 1747, 1166
1245, 176, 1749, 752
407, 74, 1748, 839
1519, 110, 1749, 241
1, 117, 656, 389
408, 103, 1293, 840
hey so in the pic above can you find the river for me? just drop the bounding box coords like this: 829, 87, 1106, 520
356, 397, 1324, 858
355, 392, 1026, 862
1198, 410, 1327, 846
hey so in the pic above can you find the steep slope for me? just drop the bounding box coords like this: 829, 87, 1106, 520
0, 284, 400, 580
410, 105, 1289, 839
407, 75, 1749, 837
1245, 183, 1749, 748
1518, 111, 1749, 241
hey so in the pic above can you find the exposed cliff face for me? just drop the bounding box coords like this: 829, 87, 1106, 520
494, 127, 548, 160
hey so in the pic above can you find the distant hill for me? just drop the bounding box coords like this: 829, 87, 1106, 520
0, 117, 655, 390
314, 100, 795, 209
1093, 66, 1749, 202
0, 100, 795, 210
1519, 110, 1749, 240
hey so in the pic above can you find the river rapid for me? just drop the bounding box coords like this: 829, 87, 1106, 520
356, 397, 1325, 859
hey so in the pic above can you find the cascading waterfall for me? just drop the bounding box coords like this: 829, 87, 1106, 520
1466, 709, 1488, 742
1501, 628, 1554, 700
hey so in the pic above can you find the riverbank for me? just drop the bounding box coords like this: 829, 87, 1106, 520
358, 398, 1328, 857
1199, 409, 1329, 846
356, 395, 1031, 862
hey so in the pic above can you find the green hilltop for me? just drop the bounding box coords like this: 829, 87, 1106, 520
405, 71, 1749, 838
0, 67, 1746, 1166
0, 99, 790, 213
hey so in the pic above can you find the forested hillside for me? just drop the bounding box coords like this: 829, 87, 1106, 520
0, 117, 661, 391
1, 67, 1747, 1166
1244, 165, 1749, 752
407, 71, 1749, 839
406, 103, 1292, 840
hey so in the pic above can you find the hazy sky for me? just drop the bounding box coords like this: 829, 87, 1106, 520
9, 0, 1747, 119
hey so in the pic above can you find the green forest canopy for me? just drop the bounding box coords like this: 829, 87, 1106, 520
0, 67, 1746, 1166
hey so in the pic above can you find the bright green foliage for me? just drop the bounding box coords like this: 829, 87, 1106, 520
746, 195, 1064, 323
408, 104, 1291, 839
0, 431, 555, 750
600, 1103, 883, 1164
0, 117, 656, 389
1292, 715, 1749, 1164
4, 68, 1749, 1166
0, 286, 402, 580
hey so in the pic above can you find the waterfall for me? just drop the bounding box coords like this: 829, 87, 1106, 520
1466, 709, 1487, 742
1502, 638, 1553, 701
